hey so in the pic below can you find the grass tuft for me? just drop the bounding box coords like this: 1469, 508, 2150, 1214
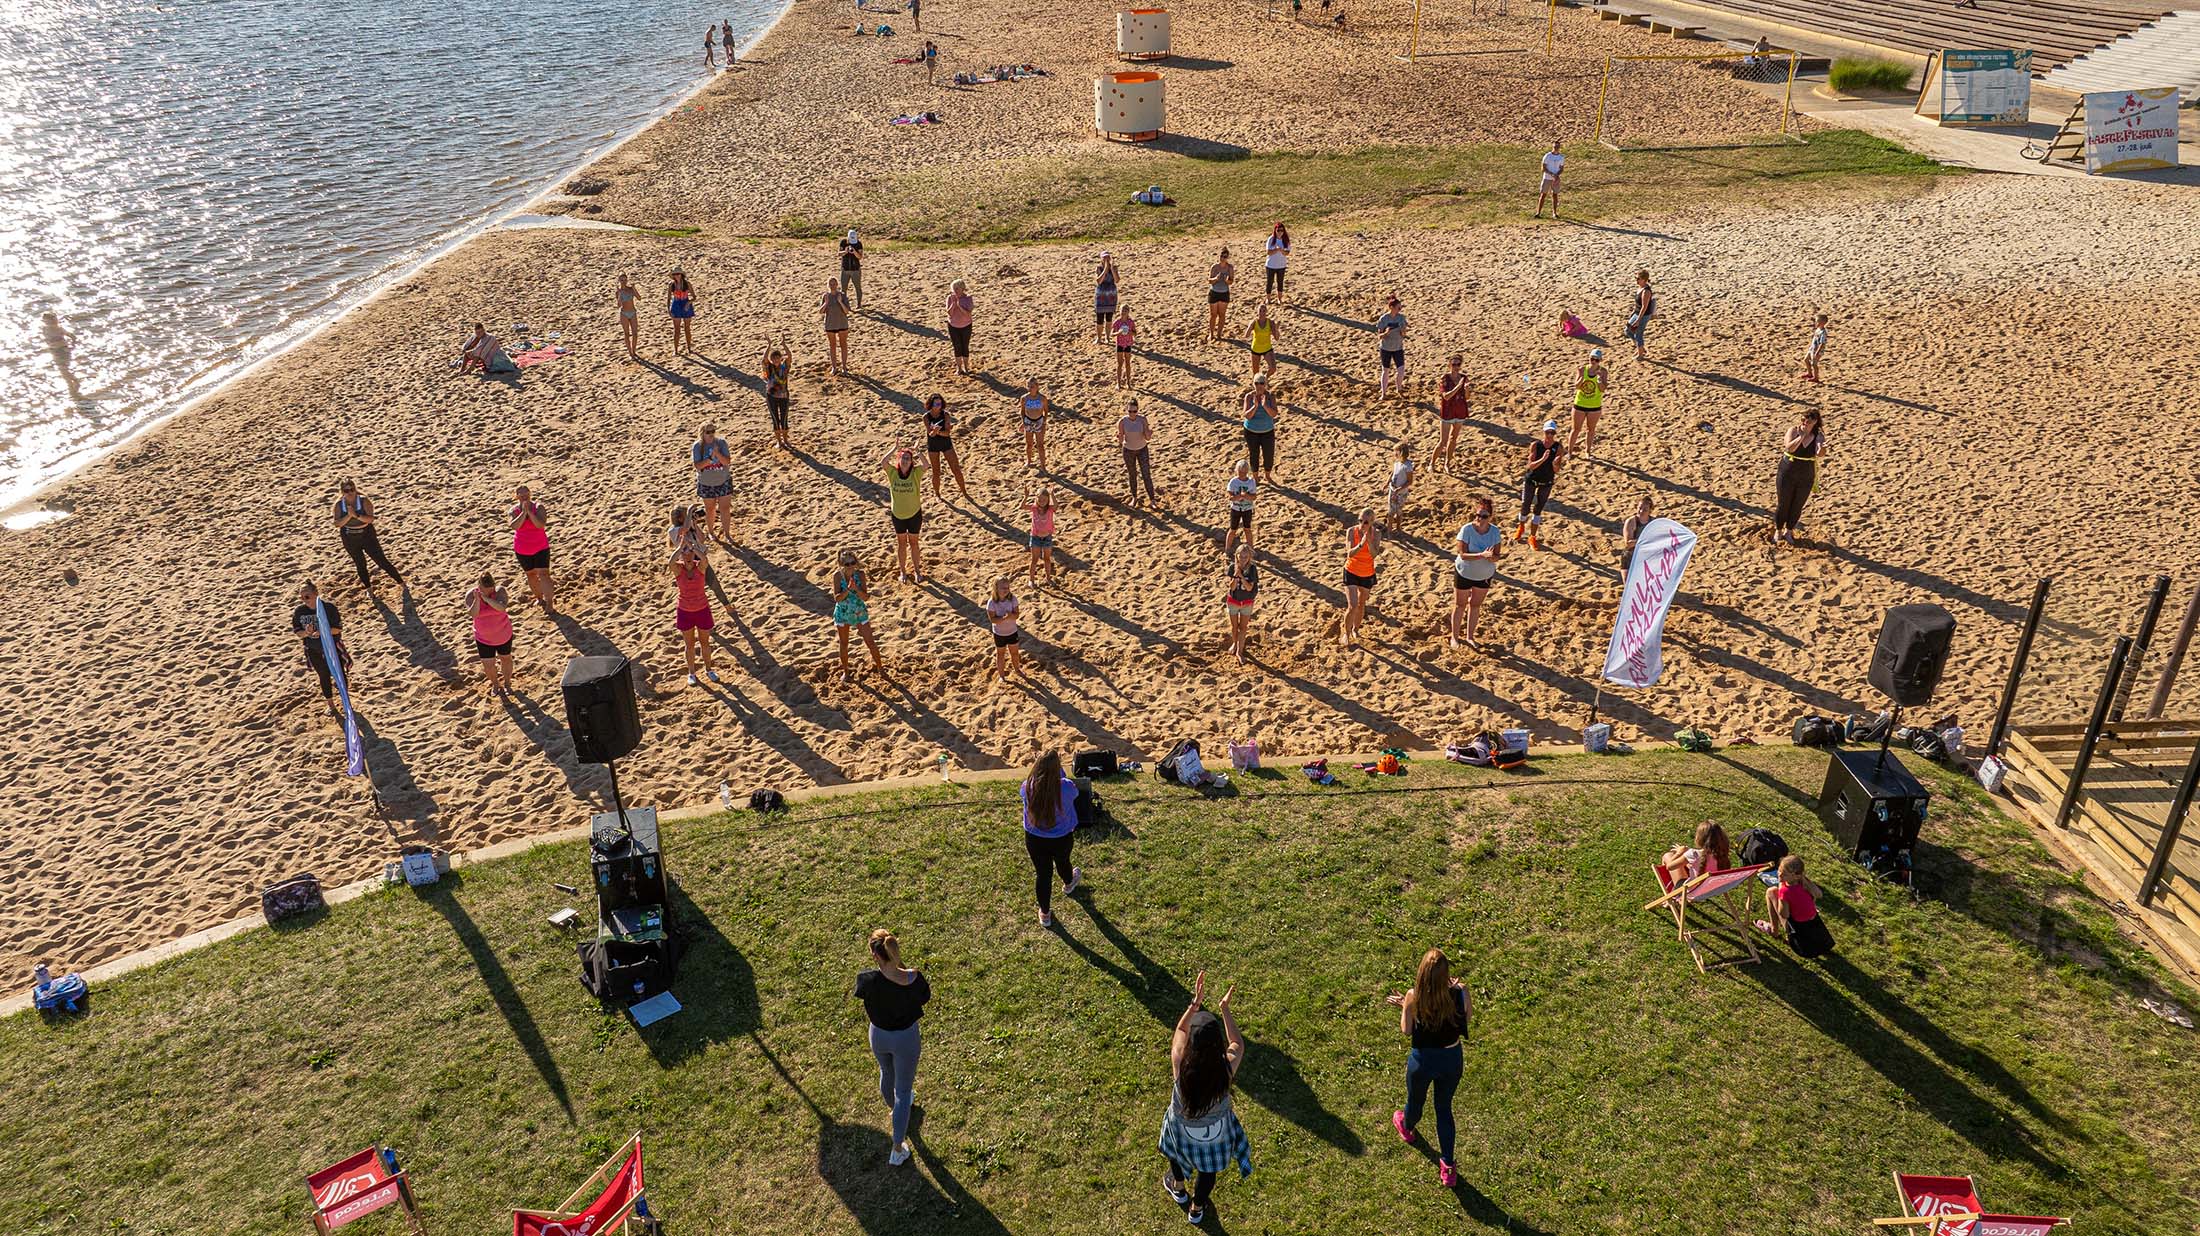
1829, 58, 1916, 94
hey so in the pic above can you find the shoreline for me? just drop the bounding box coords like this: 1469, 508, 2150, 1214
0, 0, 799, 530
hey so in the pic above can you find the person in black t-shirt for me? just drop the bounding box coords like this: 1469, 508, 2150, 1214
856, 929, 931, 1164
289, 581, 352, 704
839, 230, 865, 310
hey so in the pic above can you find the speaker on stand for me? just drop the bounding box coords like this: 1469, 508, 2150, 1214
560, 655, 678, 1003
1820, 604, 1955, 888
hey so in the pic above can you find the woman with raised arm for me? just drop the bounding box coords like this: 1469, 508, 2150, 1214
1158, 970, 1250, 1225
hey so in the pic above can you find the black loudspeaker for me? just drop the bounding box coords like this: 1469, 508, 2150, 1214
1868, 604, 1956, 707
1819, 748, 1928, 878
562, 655, 641, 764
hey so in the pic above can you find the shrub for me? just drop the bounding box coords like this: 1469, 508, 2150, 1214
1829, 57, 1914, 93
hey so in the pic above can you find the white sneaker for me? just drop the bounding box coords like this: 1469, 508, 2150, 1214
1064, 867, 1083, 896
686, 672, 698, 685
888, 1142, 912, 1166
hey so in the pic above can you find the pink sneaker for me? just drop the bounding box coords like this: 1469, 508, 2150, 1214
1392, 1111, 1416, 1144
1438, 1160, 1458, 1188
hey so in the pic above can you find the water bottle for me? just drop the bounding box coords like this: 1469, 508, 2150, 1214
380, 1146, 401, 1175
720, 781, 734, 812
937, 752, 951, 780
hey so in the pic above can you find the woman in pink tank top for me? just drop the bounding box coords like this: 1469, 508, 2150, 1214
673, 547, 718, 685
509, 484, 555, 612
464, 572, 515, 692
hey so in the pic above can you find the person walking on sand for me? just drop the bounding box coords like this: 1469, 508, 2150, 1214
986, 577, 1025, 679
1450, 498, 1502, 650
1263, 223, 1290, 301
1434, 355, 1471, 472
509, 485, 555, 612
822, 278, 853, 374
1241, 375, 1278, 483
1223, 543, 1258, 664
1018, 377, 1051, 473
614, 275, 641, 360
1112, 303, 1137, 386
667, 268, 697, 355
41, 310, 80, 397
1205, 247, 1234, 341
1374, 295, 1408, 401
1772, 407, 1825, 547
1625, 269, 1655, 361
1620, 493, 1654, 570
1569, 347, 1609, 459
1118, 398, 1157, 508
290, 581, 352, 706
1514, 419, 1563, 551
703, 24, 717, 68
1027, 485, 1059, 583
839, 229, 865, 310
1386, 947, 1470, 1189
1158, 971, 1252, 1226
332, 479, 405, 592
693, 423, 735, 543
1341, 507, 1381, 648
922, 394, 971, 500
1020, 751, 1081, 926
944, 280, 975, 376
831, 549, 886, 679
1534, 140, 1564, 219
464, 572, 515, 693
885, 445, 926, 582
1386, 443, 1415, 531
1247, 301, 1279, 381
1224, 460, 1257, 559
762, 338, 794, 447
673, 546, 719, 685
1094, 253, 1121, 346
856, 928, 930, 1166
1800, 312, 1829, 384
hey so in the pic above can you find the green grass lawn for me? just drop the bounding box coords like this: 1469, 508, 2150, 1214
5, 747, 2194, 1234
781, 131, 1952, 245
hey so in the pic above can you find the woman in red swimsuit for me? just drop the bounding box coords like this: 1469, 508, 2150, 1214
1434, 354, 1471, 473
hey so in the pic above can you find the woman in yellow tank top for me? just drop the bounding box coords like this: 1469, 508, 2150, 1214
1570, 348, 1609, 459
1247, 302, 1279, 380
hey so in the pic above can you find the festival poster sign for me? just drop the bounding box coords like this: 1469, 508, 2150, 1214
2084, 88, 2181, 173
1602, 518, 1697, 690
1940, 49, 2033, 125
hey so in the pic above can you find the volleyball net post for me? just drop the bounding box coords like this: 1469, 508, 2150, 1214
1592, 49, 1804, 151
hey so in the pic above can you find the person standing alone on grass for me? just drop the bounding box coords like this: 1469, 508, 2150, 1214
1626, 269, 1655, 361
332, 479, 405, 593
1119, 399, 1157, 507
1450, 498, 1502, 650
1020, 751, 1081, 927
1535, 140, 1564, 219
290, 581, 351, 706
1570, 347, 1608, 459
944, 279, 975, 376
1374, 295, 1408, 401
839, 230, 865, 310
1387, 947, 1469, 1189
885, 446, 925, 581
1800, 312, 1829, 384
1514, 419, 1562, 551
1263, 223, 1290, 300
1159, 971, 1251, 1226
856, 928, 930, 1165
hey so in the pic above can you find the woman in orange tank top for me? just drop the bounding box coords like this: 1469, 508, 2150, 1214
1341, 506, 1381, 648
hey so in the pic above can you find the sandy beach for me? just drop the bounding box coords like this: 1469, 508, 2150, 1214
3, 0, 2197, 975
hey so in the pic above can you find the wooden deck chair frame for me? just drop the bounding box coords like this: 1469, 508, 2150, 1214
1644, 862, 1771, 972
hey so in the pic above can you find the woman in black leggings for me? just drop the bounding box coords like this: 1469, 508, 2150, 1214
1773, 408, 1824, 546
1020, 751, 1082, 928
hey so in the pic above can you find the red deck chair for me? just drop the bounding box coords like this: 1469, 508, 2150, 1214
1643, 861, 1771, 972
1879, 1172, 2069, 1236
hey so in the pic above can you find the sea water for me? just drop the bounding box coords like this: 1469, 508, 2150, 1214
0, 0, 782, 515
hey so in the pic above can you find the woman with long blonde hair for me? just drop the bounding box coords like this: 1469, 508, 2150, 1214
855, 929, 931, 1165
1385, 947, 1470, 1188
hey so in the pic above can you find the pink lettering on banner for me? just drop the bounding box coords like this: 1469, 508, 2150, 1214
1602, 519, 1698, 690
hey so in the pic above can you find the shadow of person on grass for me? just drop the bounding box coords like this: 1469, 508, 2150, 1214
419, 873, 573, 1121
1060, 897, 1365, 1154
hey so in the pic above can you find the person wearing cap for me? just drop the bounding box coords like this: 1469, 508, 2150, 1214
1570, 347, 1609, 459
1157, 970, 1250, 1225
1515, 420, 1564, 551
839, 229, 865, 310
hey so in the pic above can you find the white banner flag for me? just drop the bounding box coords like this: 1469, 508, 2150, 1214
1602, 518, 1698, 689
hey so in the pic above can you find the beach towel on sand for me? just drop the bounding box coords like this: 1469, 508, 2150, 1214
890, 112, 942, 125
511, 346, 570, 368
